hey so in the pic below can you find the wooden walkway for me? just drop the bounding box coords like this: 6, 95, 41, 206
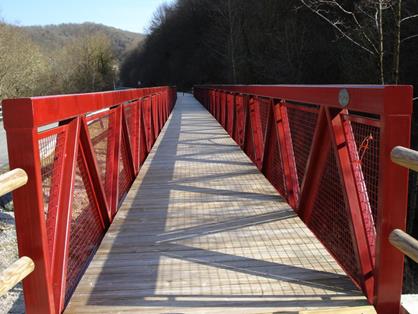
66, 94, 367, 313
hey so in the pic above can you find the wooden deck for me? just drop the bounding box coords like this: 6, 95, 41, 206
66, 94, 367, 313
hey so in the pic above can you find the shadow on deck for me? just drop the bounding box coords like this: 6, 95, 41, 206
65, 94, 367, 314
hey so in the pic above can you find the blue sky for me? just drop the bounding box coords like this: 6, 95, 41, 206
0, 0, 174, 33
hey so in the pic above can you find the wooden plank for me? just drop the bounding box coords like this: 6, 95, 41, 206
299, 305, 376, 314
0, 256, 34, 296
0, 168, 27, 197
389, 229, 418, 263
65, 94, 367, 313
391, 145, 418, 172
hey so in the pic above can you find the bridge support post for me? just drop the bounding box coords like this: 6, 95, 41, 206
3, 99, 55, 314
374, 87, 412, 314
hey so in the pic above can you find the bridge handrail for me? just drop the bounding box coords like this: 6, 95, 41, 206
194, 84, 413, 314
2, 87, 177, 313
0, 169, 35, 297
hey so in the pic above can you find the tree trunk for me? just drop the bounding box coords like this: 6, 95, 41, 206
393, 0, 402, 84
378, 1, 385, 84
227, 0, 238, 83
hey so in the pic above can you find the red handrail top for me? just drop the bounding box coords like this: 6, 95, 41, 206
195, 85, 413, 115
2, 87, 171, 129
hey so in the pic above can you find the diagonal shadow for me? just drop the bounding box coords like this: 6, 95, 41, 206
73, 94, 368, 312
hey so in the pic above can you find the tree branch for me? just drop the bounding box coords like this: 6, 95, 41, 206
300, 0, 375, 55
401, 34, 418, 43
401, 14, 418, 23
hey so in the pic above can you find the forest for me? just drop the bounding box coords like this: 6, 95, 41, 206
121, 0, 418, 90
0, 22, 142, 99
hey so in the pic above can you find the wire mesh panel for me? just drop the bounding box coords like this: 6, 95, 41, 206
65, 151, 105, 303
309, 150, 361, 285
343, 116, 378, 261
143, 98, 155, 152
234, 95, 245, 146
350, 118, 380, 224
124, 102, 140, 172
257, 97, 271, 141
243, 111, 256, 163
152, 95, 160, 137
220, 93, 227, 128
263, 113, 287, 198
286, 104, 319, 188
38, 127, 67, 259
226, 94, 235, 136
87, 112, 115, 206
118, 134, 132, 205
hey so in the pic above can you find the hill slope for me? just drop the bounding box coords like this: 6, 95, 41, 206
21, 22, 145, 61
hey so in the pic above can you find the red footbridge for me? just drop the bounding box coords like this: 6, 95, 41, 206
0, 85, 417, 314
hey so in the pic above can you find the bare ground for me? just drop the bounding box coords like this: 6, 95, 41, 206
0, 205, 24, 313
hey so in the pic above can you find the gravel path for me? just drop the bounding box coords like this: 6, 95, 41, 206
0, 210, 24, 314
0, 121, 8, 167
0, 163, 24, 313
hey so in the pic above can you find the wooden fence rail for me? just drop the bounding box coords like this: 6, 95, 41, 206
0, 168, 34, 297
390, 146, 418, 264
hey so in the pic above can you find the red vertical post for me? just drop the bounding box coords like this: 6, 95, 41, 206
51, 118, 80, 312
327, 109, 375, 301
274, 102, 299, 208
80, 118, 111, 224
121, 107, 136, 181
3, 98, 56, 314
249, 97, 265, 169
374, 86, 412, 314
110, 106, 122, 218
138, 99, 148, 167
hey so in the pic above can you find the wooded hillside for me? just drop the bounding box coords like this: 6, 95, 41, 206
23, 23, 144, 61
0, 22, 144, 99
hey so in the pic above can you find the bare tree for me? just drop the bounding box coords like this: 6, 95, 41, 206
300, 0, 418, 84
0, 22, 48, 99
205, 0, 242, 83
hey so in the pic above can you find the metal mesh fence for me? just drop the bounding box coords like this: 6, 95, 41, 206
263, 116, 287, 198
257, 98, 270, 141
38, 129, 67, 259
227, 95, 235, 136
309, 151, 361, 285
118, 135, 132, 205
350, 119, 380, 224
287, 105, 319, 188
87, 113, 114, 205
234, 96, 246, 147
65, 152, 105, 303
244, 118, 256, 163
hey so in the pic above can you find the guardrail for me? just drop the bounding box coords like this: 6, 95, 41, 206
2, 87, 177, 313
0, 169, 35, 297
194, 85, 413, 314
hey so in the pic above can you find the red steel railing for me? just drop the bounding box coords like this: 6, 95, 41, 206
2, 87, 176, 313
194, 85, 412, 314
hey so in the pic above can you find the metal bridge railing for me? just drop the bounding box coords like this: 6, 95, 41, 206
194, 84, 413, 314
2, 87, 177, 313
